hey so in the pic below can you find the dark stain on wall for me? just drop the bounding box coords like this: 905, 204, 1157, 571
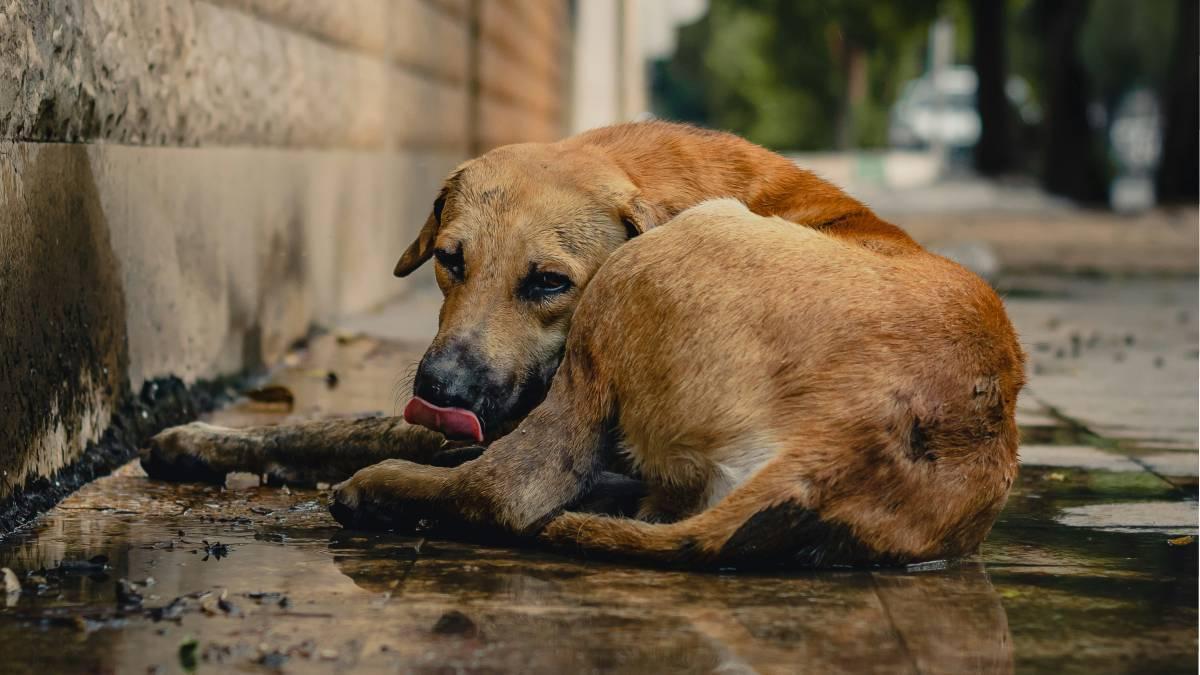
0, 373, 246, 534
0, 146, 252, 532
0, 144, 129, 499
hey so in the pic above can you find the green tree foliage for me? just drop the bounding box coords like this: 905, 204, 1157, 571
652, 0, 1193, 204
652, 0, 939, 151
1079, 1, 1177, 108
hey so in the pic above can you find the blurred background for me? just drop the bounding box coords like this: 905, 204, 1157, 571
575, 0, 1200, 280
641, 0, 1198, 214
624, 0, 1200, 281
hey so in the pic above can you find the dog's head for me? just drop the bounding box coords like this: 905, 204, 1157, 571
395, 142, 662, 441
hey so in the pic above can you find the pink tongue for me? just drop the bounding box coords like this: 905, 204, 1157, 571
403, 396, 484, 442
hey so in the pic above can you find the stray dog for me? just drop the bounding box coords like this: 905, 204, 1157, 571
143, 122, 1024, 567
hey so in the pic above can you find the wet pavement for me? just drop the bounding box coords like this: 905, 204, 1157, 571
1, 276, 1197, 674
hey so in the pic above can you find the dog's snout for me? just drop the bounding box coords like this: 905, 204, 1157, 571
413, 343, 493, 413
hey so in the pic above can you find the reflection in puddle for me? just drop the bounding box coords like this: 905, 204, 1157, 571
0, 475, 1016, 674
331, 532, 1015, 673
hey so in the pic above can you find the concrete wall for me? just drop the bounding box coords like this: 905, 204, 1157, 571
0, 0, 568, 506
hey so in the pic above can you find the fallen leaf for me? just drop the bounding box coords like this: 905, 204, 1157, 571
258, 651, 288, 669
245, 386, 295, 411
200, 595, 220, 616
115, 579, 144, 608
1045, 472, 1067, 482
1167, 535, 1195, 547
299, 369, 339, 388
217, 589, 242, 616
178, 637, 199, 672
432, 610, 479, 637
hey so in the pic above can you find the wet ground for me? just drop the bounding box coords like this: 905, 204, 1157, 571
1, 276, 1196, 674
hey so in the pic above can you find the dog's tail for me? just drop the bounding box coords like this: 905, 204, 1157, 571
538, 463, 895, 569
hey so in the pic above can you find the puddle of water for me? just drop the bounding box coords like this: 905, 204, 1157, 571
0, 467, 1193, 674
0, 334, 1194, 674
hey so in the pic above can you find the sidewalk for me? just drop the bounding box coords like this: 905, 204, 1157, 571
0, 265, 1195, 673
794, 152, 1199, 277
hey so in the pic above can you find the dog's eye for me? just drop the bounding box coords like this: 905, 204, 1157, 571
434, 247, 465, 280
521, 271, 572, 300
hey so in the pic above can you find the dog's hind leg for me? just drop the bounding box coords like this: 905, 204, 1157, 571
141, 417, 453, 486
537, 452, 891, 569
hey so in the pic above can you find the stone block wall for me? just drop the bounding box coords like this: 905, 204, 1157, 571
0, 0, 569, 511
475, 0, 568, 151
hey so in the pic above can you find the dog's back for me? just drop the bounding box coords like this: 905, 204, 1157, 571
565, 121, 921, 255
540, 199, 1025, 567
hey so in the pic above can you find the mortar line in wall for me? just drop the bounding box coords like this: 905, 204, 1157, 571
0, 138, 472, 156
476, 1, 566, 79
478, 23, 565, 85
195, 0, 468, 87
476, 85, 564, 119
419, 0, 469, 22
467, 0, 482, 157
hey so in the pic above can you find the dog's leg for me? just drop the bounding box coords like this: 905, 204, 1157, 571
141, 417, 454, 486
329, 346, 613, 534
535, 462, 819, 567
536, 446, 899, 568
570, 472, 646, 517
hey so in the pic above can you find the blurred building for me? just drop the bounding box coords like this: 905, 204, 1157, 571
570, 0, 705, 132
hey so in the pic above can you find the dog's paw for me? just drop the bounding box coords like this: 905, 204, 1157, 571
329, 476, 400, 531
328, 461, 439, 531
328, 478, 367, 528
140, 423, 228, 484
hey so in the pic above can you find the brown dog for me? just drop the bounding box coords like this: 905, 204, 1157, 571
143, 122, 1025, 567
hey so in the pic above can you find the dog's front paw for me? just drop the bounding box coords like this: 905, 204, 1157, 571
329, 477, 380, 530
328, 460, 444, 531
140, 422, 229, 484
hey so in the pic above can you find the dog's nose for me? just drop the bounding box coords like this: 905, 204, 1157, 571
412, 345, 489, 414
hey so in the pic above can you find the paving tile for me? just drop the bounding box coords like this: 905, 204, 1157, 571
1018, 444, 1144, 472
1140, 451, 1200, 478
1016, 411, 1061, 427
1055, 501, 1199, 534
1093, 425, 1199, 451
1008, 278, 1198, 455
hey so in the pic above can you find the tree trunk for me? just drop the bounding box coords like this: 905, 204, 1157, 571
835, 42, 866, 151
1036, 0, 1108, 202
971, 0, 1012, 175
1156, 0, 1199, 203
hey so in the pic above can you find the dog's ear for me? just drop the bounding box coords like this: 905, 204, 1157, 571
394, 186, 450, 277
618, 194, 666, 240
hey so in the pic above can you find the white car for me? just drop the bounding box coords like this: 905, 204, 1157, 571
888, 66, 1038, 152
